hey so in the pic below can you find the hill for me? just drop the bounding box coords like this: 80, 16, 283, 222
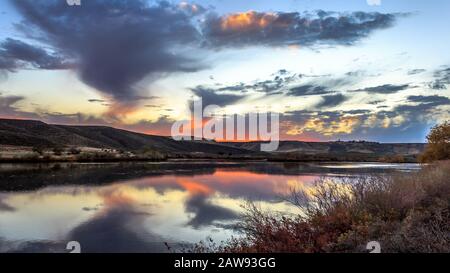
0, 119, 253, 156
0, 119, 425, 162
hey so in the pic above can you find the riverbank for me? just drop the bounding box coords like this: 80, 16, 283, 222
0, 145, 420, 163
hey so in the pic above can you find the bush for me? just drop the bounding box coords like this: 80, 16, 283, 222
69, 147, 81, 155
420, 121, 450, 163
52, 147, 64, 156
379, 155, 406, 163
200, 161, 450, 253
137, 145, 167, 160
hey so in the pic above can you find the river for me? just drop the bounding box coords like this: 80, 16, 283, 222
0, 161, 421, 253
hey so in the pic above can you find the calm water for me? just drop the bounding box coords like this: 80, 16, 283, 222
0, 161, 420, 253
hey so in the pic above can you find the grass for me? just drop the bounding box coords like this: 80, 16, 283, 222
192, 161, 450, 253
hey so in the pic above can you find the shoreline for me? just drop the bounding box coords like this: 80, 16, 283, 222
0, 156, 419, 164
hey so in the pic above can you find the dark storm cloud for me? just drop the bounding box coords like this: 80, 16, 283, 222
288, 84, 333, 96
0, 38, 68, 71
10, 0, 204, 103
352, 84, 411, 94
202, 10, 400, 48
5, 1, 406, 107
0, 55, 19, 72
429, 67, 450, 90
316, 94, 347, 108
191, 86, 246, 107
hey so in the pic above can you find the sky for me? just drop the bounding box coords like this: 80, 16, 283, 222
0, 0, 449, 143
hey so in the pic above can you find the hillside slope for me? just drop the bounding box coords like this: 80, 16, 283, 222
0, 119, 252, 155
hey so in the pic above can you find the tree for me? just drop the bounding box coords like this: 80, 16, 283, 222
420, 121, 450, 163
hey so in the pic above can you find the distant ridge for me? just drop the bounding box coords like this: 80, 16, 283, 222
225, 140, 425, 156
0, 119, 425, 161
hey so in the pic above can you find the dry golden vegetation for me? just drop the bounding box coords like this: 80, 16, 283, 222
0, 145, 167, 162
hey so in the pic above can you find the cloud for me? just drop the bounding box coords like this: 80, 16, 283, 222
191, 86, 246, 107
0, 94, 24, 109
202, 10, 399, 48
407, 69, 426, 75
177, 1, 206, 16
367, 0, 382, 6
406, 95, 450, 106
87, 99, 107, 103
352, 84, 411, 94
316, 94, 347, 108
280, 98, 446, 142
207, 70, 348, 98
4, 1, 404, 110
0, 38, 68, 71
282, 110, 361, 137
429, 67, 450, 90
0, 94, 40, 119
288, 84, 333, 96
121, 116, 176, 136
10, 0, 204, 104
210, 70, 298, 95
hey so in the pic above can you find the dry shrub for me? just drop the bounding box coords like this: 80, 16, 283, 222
209, 161, 450, 253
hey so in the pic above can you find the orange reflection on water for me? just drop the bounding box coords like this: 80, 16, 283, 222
178, 179, 214, 195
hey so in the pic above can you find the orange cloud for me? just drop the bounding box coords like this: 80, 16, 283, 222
105, 101, 139, 121
220, 11, 278, 31
285, 116, 361, 137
